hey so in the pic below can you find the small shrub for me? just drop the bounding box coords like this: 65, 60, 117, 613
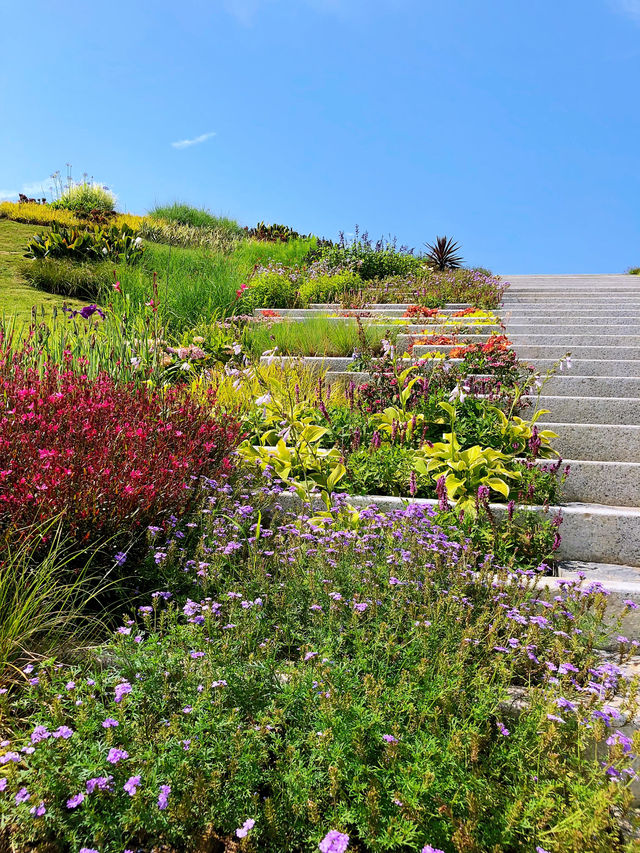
20, 258, 113, 299
51, 181, 116, 215
298, 270, 363, 303
239, 266, 302, 310
0, 357, 242, 560
244, 221, 313, 242
149, 203, 244, 236
307, 228, 422, 281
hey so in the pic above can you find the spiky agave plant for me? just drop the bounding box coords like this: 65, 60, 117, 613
424, 236, 464, 271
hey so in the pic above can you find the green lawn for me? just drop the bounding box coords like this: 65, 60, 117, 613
0, 219, 86, 321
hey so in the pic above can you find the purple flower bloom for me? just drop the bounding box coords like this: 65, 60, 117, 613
123, 775, 141, 796
114, 551, 127, 566
0, 752, 20, 764
86, 776, 113, 794
158, 784, 171, 810
114, 682, 132, 703
422, 847, 445, 853
52, 726, 73, 739
319, 830, 349, 853
236, 818, 256, 838
0, 779, 7, 791
497, 722, 510, 737
66, 792, 84, 809
30, 725, 50, 744
29, 801, 46, 817
382, 734, 397, 743
15, 787, 30, 804
102, 718, 119, 728
189, 651, 205, 659
304, 651, 318, 661
107, 747, 129, 764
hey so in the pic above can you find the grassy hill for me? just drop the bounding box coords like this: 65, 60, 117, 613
0, 219, 86, 320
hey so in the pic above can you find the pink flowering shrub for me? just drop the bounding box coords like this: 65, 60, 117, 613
0, 355, 241, 552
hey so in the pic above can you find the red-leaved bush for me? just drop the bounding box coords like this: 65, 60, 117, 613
0, 357, 242, 550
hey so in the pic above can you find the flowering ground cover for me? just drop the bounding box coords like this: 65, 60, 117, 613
0, 481, 638, 852
1, 202, 637, 851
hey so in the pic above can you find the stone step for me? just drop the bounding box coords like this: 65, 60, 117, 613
499, 311, 639, 320
501, 316, 638, 326
411, 343, 640, 360
534, 395, 640, 425
505, 324, 640, 335
539, 375, 640, 397
539, 422, 640, 463
528, 359, 640, 376
557, 459, 640, 507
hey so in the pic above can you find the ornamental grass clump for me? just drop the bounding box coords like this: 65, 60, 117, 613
0, 492, 638, 851
0, 353, 242, 561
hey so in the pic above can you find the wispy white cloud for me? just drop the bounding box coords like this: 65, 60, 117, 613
171, 131, 217, 150
611, 0, 640, 21
0, 178, 52, 201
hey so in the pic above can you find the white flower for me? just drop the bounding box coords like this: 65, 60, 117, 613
180, 361, 191, 371
102, 247, 108, 255
232, 342, 242, 355
255, 394, 272, 407
449, 385, 466, 403
134, 236, 143, 247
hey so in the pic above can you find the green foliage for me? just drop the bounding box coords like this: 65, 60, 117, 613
0, 497, 633, 851
0, 524, 109, 682
346, 445, 422, 496
20, 258, 113, 299
244, 221, 312, 242
139, 219, 240, 252
240, 269, 300, 310
24, 222, 144, 264
310, 234, 422, 281
242, 317, 397, 359
149, 203, 244, 236
51, 181, 116, 215
628, 267, 640, 275
298, 270, 363, 303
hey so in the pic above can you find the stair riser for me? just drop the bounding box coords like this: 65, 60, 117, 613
411, 344, 640, 360
540, 377, 640, 397
528, 359, 640, 376
539, 423, 640, 463
505, 325, 640, 335
534, 397, 640, 424
556, 461, 640, 507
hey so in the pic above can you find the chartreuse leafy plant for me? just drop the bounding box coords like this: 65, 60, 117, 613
0, 494, 636, 852
238, 372, 346, 504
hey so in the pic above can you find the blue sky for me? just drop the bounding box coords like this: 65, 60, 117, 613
1, 0, 639, 273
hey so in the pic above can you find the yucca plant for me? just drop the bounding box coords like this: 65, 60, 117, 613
424, 235, 464, 270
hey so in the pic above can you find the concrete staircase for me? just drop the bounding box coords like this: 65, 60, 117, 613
499, 275, 640, 571
257, 275, 640, 570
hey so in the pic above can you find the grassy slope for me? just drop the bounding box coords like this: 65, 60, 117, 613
0, 220, 86, 320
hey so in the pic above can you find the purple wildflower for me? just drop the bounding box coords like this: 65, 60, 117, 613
107, 747, 129, 764
114, 682, 132, 703
15, 787, 30, 804
29, 801, 46, 817
102, 718, 119, 728
66, 792, 84, 809
236, 818, 256, 838
319, 830, 349, 853
123, 775, 141, 796
158, 784, 171, 810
